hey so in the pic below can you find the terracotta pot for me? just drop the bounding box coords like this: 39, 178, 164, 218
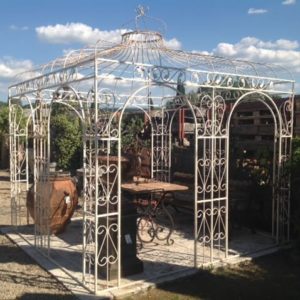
26, 173, 78, 234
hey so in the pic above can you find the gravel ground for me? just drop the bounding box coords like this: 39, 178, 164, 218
0, 170, 76, 300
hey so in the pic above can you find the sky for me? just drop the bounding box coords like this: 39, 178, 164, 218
0, 0, 299, 100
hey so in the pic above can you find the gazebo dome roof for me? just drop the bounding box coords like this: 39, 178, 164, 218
10, 29, 294, 97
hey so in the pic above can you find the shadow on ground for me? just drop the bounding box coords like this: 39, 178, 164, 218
2, 222, 300, 300
0, 175, 10, 181
129, 248, 300, 300
0, 231, 36, 265
0, 231, 76, 299
19, 293, 76, 300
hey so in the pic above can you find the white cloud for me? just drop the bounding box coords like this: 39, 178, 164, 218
211, 37, 300, 74
36, 22, 182, 49
282, 0, 296, 5
36, 23, 128, 44
248, 8, 268, 15
0, 57, 33, 79
234, 37, 299, 50
0, 57, 34, 99
10, 25, 29, 31
163, 38, 181, 50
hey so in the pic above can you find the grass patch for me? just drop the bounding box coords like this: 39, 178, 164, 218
125, 249, 300, 300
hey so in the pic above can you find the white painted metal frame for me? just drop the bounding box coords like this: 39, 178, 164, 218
9, 26, 294, 295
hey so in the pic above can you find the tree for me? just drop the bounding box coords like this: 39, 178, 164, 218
50, 104, 82, 172
0, 103, 9, 169
176, 78, 185, 96
121, 114, 145, 150
0, 104, 9, 136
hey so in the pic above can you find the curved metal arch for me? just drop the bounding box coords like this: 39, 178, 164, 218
9, 95, 37, 128
117, 83, 199, 180
116, 82, 199, 269
167, 98, 199, 134
123, 103, 155, 126
117, 83, 198, 125
94, 99, 156, 151
225, 90, 288, 242
50, 85, 86, 122
9, 105, 30, 135
9, 94, 37, 227
105, 101, 155, 139
117, 86, 197, 159
63, 49, 84, 68
50, 100, 85, 122
226, 91, 282, 136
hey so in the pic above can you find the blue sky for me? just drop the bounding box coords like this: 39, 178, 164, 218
0, 0, 299, 100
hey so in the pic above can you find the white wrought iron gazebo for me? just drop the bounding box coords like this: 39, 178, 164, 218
9, 11, 294, 296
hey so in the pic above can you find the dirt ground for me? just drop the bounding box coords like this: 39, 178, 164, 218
0, 171, 11, 227
0, 170, 76, 300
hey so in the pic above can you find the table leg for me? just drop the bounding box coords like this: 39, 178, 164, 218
135, 191, 175, 246
154, 192, 174, 245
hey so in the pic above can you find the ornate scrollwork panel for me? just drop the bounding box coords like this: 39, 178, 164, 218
280, 97, 293, 136
152, 109, 171, 181
197, 201, 226, 243
97, 223, 118, 267
196, 123, 228, 263
195, 94, 227, 137
32, 99, 51, 249
274, 135, 291, 242
9, 104, 28, 226
11, 66, 80, 97
150, 66, 186, 84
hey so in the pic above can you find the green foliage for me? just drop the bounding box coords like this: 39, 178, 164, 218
176, 79, 185, 96
0, 104, 9, 136
50, 104, 82, 172
121, 114, 145, 150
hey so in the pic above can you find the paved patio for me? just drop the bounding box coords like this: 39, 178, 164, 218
2, 209, 278, 299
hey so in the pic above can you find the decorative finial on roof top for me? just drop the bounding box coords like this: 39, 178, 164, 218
136, 5, 149, 18
135, 5, 149, 29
